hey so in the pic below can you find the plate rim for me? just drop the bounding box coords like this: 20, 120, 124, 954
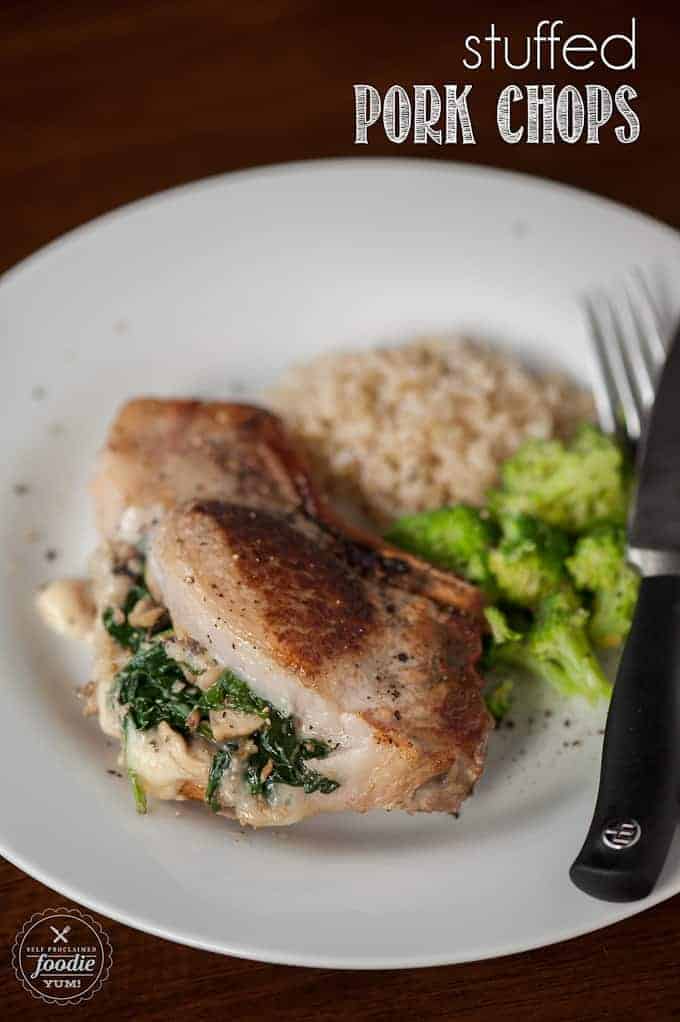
2, 156, 678, 289
2, 836, 676, 969
2, 156, 679, 968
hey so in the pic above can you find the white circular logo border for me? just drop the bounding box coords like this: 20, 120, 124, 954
11, 906, 113, 1006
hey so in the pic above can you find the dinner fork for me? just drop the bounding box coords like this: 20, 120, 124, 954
585, 268, 668, 449
570, 269, 680, 902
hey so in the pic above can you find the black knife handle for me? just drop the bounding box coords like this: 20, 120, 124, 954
570, 574, 680, 902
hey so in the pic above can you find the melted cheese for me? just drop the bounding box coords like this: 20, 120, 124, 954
125, 721, 212, 799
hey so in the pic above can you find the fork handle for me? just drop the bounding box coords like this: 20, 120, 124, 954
570, 574, 680, 902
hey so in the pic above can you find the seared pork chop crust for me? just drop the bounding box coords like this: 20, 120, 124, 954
149, 500, 491, 815
188, 502, 374, 674
93, 398, 483, 616
92, 399, 315, 539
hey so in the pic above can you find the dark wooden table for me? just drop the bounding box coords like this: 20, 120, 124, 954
2, 3, 679, 1019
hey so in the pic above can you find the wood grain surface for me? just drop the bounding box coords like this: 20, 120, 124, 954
2, 2, 679, 1019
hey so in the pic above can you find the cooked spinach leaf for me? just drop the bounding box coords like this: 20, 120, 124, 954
122, 714, 147, 814
203, 670, 339, 797
103, 560, 169, 651
102, 584, 148, 650
299, 738, 334, 760
206, 747, 234, 812
117, 644, 204, 733
114, 647, 339, 807
202, 670, 268, 716
128, 768, 148, 814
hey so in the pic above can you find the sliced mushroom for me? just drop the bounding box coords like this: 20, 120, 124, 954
36, 578, 96, 641
128, 595, 166, 629
209, 706, 264, 740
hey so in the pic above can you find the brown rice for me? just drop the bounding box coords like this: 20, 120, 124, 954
269, 338, 594, 527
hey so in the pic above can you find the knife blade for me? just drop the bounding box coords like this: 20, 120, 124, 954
570, 321, 680, 903
629, 322, 680, 563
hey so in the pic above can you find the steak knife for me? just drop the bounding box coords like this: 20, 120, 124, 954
570, 323, 680, 902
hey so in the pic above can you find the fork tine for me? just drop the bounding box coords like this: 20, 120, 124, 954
586, 292, 642, 442
627, 267, 667, 370
621, 287, 658, 399
584, 295, 625, 438
611, 290, 656, 416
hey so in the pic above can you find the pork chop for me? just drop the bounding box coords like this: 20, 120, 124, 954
92, 398, 482, 614
82, 398, 491, 826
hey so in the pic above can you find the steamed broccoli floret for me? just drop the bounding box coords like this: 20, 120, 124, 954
566, 524, 640, 648
488, 513, 570, 607
484, 679, 515, 723
488, 424, 629, 533
484, 605, 522, 645
482, 609, 517, 722
491, 590, 611, 705
481, 605, 527, 672
482, 608, 517, 722
385, 505, 497, 588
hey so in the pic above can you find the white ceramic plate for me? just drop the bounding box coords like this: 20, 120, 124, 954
3, 159, 680, 969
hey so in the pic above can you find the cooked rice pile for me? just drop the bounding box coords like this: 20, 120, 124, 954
269, 338, 594, 527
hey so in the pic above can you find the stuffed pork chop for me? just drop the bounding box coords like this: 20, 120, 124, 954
46, 398, 492, 827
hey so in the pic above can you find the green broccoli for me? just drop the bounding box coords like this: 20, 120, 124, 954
482, 609, 519, 722
566, 524, 640, 648
489, 592, 611, 705
484, 605, 522, 645
488, 424, 630, 533
384, 421, 632, 705
385, 504, 497, 589
488, 512, 570, 607
484, 679, 515, 723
